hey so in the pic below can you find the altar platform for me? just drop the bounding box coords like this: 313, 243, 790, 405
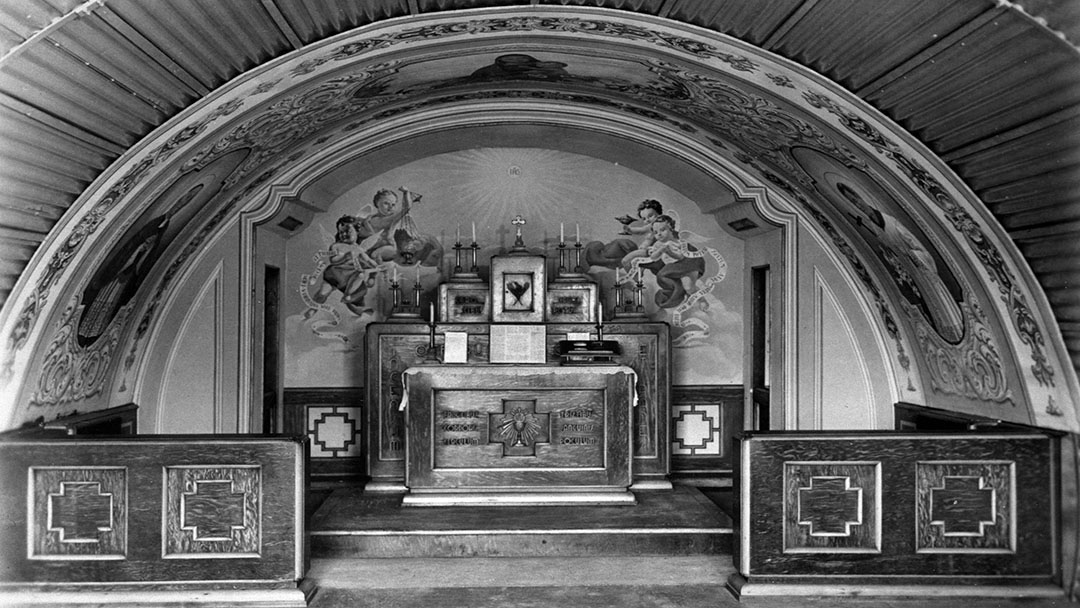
309, 484, 733, 559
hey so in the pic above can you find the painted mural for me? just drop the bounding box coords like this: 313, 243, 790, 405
791, 147, 966, 345
76, 150, 249, 349
284, 148, 743, 387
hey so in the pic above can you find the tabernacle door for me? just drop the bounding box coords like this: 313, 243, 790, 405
401, 365, 636, 506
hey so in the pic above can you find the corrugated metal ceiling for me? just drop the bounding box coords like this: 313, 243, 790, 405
0, 0, 1076, 369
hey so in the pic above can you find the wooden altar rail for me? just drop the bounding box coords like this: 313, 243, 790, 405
0, 435, 309, 607
729, 430, 1064, 600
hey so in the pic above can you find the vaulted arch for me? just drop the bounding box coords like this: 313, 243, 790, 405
0, 3, 1076, 434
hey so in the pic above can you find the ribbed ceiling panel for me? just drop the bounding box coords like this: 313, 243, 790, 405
0, 0, 1075, 380
667, 0, 797, 45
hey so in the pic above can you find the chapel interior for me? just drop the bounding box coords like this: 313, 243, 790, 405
0, 1, 1079, 607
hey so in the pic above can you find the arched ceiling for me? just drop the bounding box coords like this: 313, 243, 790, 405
0, 0, 1078, 383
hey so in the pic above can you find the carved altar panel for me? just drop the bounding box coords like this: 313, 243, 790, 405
364, 322, 670, 488
402, 365, 635, 504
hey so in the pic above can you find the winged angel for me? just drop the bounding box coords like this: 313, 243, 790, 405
587, 202, 726, 347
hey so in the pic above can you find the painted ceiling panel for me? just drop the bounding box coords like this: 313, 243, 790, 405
271, 0, 329, 42
106, 0, 239, 89
51, 17, 189, 114
0, 0, 81, 51
667, 0, 798, 44
206, 1, 293, 63
0, 105, 116, 177
0, 59, 150, 144
0, 0, 1075, 392
868, 15, 1067, 146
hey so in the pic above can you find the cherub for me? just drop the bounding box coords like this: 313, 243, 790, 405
623, 214, 707, 309
356, 187, 420, 263
304, 215, 379, 317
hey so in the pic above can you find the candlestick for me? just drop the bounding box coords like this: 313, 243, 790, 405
471, 222, 476, 243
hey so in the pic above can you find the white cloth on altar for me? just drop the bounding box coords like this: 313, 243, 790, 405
397, 365, 638, 411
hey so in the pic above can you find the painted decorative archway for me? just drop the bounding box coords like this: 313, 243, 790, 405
0, 7, 1075, 434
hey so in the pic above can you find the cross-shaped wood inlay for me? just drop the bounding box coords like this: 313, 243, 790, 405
181, 479, 247, 541
930, 476, 995, 535
489, 399, 549, 457
797, 476, 863, 536
48, 481, 113, 542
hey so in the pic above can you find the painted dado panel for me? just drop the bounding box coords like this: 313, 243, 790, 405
732, 432, 1057, 593
0, 436, 305, 591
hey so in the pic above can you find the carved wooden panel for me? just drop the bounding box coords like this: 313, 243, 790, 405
916, 461, 1015, 553
736, 432, 1056, 584
1, 437, 303, 586
164, 465, 260, 558
405, 366, 633, 492
783, 462, 880, 553
366, 322, 669, 486
29, 467, 127, 560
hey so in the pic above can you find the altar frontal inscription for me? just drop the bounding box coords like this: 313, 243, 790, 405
433, 391, 605, 469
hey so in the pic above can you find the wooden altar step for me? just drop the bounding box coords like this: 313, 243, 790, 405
308, 485, 733, 558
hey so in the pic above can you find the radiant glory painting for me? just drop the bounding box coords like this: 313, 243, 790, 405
283, 147, 745, 388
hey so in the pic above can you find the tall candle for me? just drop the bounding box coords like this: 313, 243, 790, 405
429, 302, 435, 323
472, 222, 476, 243
575, 223, 580, 243
392, 266, 398, 284
560, 223, 565, 243
456, 224, 461, 243
598, 303, 603, 326
416, 263, 421, 283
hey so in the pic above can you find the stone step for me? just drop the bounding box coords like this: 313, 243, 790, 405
309, 485, 733, 559
305, 556, 735, 608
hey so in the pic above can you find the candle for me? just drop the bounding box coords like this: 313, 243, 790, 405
392, 266, 398, 284
575, 223, 580, 243
560, 223, 564, 243
598, 304, 603, 326
472, 222, 476, 243
416, 263, 421, 283
456, 224, 461, 243
429, 302, 435, 323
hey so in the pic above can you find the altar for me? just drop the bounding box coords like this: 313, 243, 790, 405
400, 365, 637, 506
364, 219, 673, 501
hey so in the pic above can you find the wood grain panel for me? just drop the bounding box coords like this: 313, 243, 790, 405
365, 322, 670, 487
29, 466, 127, 560
405, 366, 633, 492
737, 432, 1056, 584
163, 465, 261, 558
1, 436, 304, 586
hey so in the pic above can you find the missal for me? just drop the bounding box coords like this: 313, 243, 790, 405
489, 324, 546, 363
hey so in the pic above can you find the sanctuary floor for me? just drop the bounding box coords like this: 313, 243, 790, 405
302, 483, 1072, 608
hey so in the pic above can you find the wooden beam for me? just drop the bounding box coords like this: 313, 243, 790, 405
0, 94, 125, 155
855, 6, 1005, 98
761, 0, 822, 49
93, 4, 210, 96
260, 0, 304, 51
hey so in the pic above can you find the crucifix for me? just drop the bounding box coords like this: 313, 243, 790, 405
511, 215, 527, 251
